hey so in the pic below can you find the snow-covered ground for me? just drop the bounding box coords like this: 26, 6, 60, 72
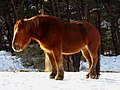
0, 72, 120, 90
0, 51, 25, 71
0, 51, 120, 90
81, 55, 120, 72
1, 51, 120, 72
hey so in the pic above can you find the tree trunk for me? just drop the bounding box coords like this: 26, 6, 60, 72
51, 0, 56, 16
0, 29, 4, 50
84, 0, 88, 20
66, 0, 70, 22
44, 53, 52, 72
11, 0, 18, 20
74, 0, 82, 20
41, 0, 45, 14
55, 0, 60, 17
117, 30, 120, 54
71, 52, 82, 72
5, 21, 13, 52
116, 22, 120, 54
111, 22, 119, 55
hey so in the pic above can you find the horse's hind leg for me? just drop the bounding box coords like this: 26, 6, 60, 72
81, 48, 91, 78
45, 52, 57, 79
87, 44, 99, 79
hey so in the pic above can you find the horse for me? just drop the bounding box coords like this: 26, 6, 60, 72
12, 15, 100, 80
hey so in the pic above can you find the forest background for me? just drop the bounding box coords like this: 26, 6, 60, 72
0, 0, 120, 71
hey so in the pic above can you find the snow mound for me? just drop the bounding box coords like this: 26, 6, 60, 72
0, 51, 25, 70
101, 55, 120, 72
0, 50, 120, 72
81, 55, 120, 72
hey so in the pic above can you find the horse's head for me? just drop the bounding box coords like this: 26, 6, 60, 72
12, 19, 31, 52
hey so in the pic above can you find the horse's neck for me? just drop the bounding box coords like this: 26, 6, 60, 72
29, 19, 46, 43
29, 18, 39, 29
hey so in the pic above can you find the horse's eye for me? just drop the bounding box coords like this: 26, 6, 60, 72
18, 23, 24, 28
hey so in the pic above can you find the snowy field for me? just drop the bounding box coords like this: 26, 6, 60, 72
0, 72, 120, 90
0, 51, 120, 90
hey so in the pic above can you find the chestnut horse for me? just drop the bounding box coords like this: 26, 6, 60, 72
12, 15, 100, 80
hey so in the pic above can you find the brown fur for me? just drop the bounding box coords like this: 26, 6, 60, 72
12, 15, 100, 80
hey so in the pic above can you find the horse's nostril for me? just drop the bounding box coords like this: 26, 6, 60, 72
14, 44, 21, 51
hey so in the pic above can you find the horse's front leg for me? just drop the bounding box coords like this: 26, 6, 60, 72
45, 52, 57, 79
53, 49, 64, 80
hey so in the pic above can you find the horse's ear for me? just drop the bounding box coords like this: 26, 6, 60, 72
20, 19, 24, 24
21, 19, 24, 23
19, 19, 24, 27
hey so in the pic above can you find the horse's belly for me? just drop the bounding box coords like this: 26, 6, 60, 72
62, 43, 85, 55
62, 49, 80, 55
62, 29, 86, 55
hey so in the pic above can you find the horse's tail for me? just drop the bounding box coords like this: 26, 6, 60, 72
96, 46, 100, 79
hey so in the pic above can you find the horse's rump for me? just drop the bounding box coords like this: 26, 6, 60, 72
62, 21, 100, 55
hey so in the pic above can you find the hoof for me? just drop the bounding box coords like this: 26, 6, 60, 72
86, 73, 89, 79
86, 73, 99, 79
55, 75, 64, 80
88, 68, 99, 79
89, 74, 99, 79
49, 73, 56, 79
49, 75, 55, 79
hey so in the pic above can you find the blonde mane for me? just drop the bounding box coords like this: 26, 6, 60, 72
24, 15, 50, 30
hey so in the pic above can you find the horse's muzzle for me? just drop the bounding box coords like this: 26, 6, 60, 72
12, 44, 22, 52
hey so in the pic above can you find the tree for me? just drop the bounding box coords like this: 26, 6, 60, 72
100, 0, 120, 55
0, 0, 120, 72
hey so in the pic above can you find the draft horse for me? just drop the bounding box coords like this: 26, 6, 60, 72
12, 15, 100, 80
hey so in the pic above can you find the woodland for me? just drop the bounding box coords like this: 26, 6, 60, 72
0, 0, 120, 55
0, 0, 120, 71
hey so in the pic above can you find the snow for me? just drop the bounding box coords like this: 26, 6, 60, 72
81, 55, 120, 72
101, 55, 120, 72
0, 72, 120, 90
101, 20, 111, 29
0, 51, 120, 90
0, 51, 25, 70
